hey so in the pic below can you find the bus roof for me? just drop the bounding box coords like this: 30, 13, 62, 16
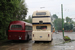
32, 10, 51, 16
10, 21, 32, 26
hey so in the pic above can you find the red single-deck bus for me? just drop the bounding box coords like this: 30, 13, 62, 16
8, 21, 32, 40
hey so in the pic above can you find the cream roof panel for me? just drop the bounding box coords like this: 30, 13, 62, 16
32, 10, 51, 16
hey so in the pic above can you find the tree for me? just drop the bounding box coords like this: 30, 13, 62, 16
51, 14, 58, 22
53, 18, 63, 31
28, 15, 32, 23
69, 23, 73, 30
23, 15, 32, 23
64, 23, 73, 30
52, 14, 58, 19
65, 17, 73, 31
0, 0, 20, 39
64, 23, 69, 30
66, 17, 72, 23
17, 0, 28, 20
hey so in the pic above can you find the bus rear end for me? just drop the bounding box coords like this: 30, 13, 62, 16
8, 21, 26, 40
32, 10, 53, 41
32, 24, 52, 41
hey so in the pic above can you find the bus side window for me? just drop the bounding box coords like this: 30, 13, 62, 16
30, 26, 32, 30
25, 26, 32, 31
25, 26, 29, 30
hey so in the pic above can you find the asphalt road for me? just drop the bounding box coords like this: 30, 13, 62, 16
0, 32, 75, 50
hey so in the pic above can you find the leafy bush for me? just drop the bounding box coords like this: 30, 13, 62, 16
64, 36, 70, 40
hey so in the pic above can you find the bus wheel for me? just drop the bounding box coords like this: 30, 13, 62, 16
49, 38, 53, 42
51, 38, 53, 42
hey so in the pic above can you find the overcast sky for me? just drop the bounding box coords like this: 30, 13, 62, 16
25, 0, 75, 20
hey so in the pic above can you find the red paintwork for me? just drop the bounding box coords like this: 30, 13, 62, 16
8, 30, 25, 40
8, 21, 32, 40
9, 21, 25, 30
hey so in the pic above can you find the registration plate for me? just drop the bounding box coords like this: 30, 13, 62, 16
40, 36, 42, 38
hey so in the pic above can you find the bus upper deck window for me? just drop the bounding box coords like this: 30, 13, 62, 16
36, 12, 46, 15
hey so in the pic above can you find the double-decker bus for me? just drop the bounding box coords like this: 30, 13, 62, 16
32, 10, 53, 41
8, 21, 32, 40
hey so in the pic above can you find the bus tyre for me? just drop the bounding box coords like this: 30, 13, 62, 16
49, 38, 53, 42
51, 38, 53, 42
